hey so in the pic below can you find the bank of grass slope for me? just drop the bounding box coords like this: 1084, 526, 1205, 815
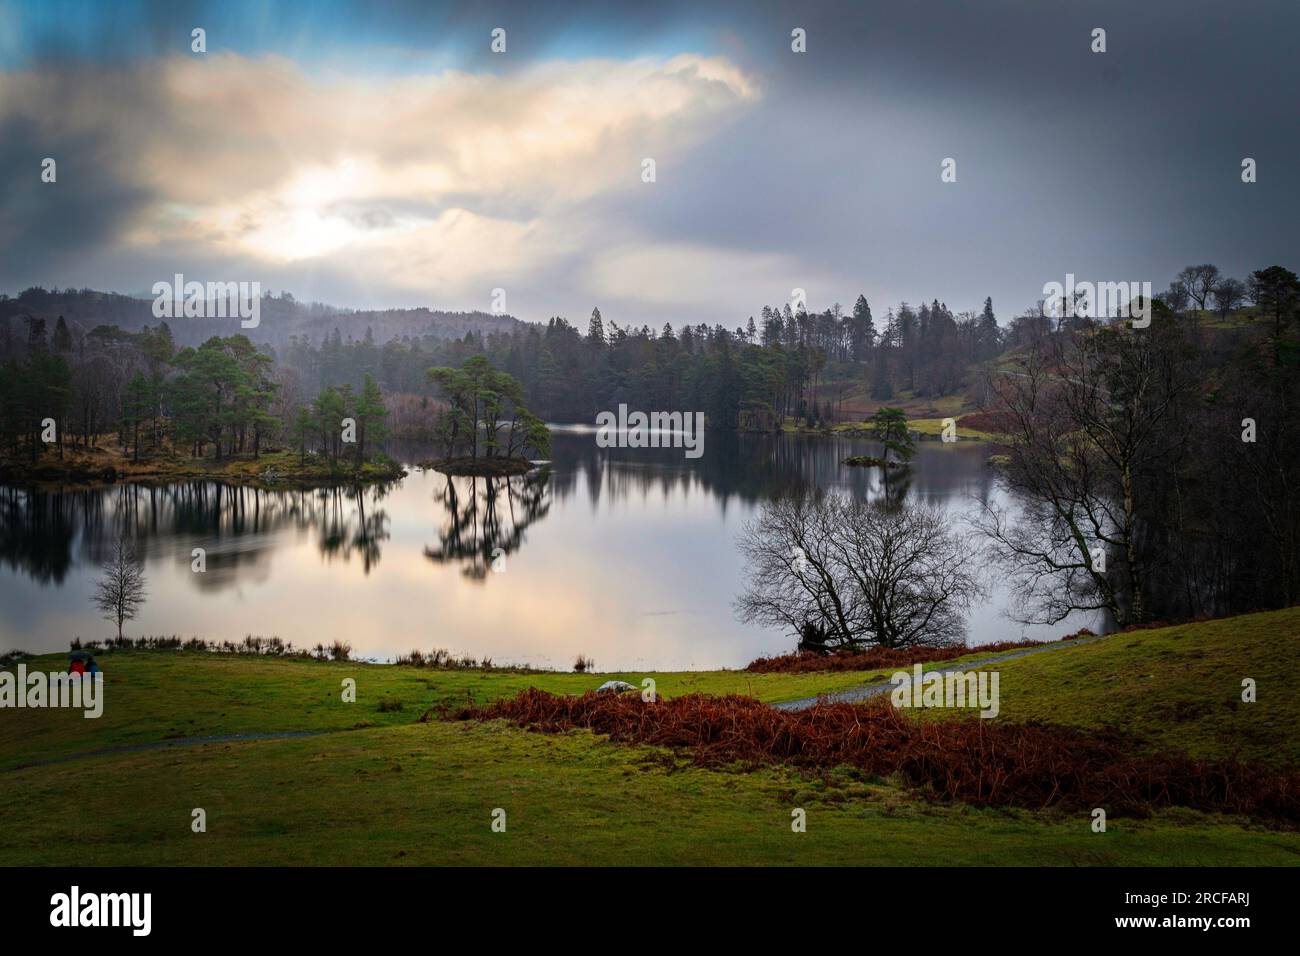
944, 608, 1300, 766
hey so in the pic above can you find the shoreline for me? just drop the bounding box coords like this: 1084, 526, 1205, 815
0, 449, 407, 490
0, 422, 1001, 491
417, 455, 541, 477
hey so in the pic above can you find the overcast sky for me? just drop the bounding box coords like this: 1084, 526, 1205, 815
1, 0, 1296, 327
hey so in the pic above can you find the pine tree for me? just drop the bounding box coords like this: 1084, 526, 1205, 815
353, 373, 389, 461
52, 316, 73, 353
871, 407, 913, 464
851, 295, 875, 359
123, 373, 150, 461
293, 407, 315, 464
978, 297, 999, 358
586, 307, 606, 347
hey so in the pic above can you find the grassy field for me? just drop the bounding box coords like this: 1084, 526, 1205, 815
905, 417, 1000, 441
833, 388, 974, 424
936, 608, 1300, 766
2, 609, 1298, 865
785, 416, 995, 441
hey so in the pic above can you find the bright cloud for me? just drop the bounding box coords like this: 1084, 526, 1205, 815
1, 51, 760, 309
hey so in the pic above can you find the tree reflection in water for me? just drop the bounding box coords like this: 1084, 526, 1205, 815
0, 480, 396, 585
423, 469, 551, 581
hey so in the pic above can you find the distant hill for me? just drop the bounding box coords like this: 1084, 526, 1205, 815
0, 288, 529, 350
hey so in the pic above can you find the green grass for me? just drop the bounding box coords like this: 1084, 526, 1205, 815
807, 416, 996, 441
939, 609, 1300, 766
1196, 305, 1271, 330
0, 638, 1097, 772
785, 419, 993, 442
4, 718, 1297, 866
3, 609, 1298, 865
906, 417, 999, 441
0, 652, 894, 771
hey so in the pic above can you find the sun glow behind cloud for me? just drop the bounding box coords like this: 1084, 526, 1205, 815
3, 50, 760, 311
5, 1, 1296, 324
215, 157, 383, 261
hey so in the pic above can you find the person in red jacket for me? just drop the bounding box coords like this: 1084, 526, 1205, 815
69, 659, 86, 676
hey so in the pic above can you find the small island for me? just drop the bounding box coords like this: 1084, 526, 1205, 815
842, 407, 915, 469
842, 454, 908, 469
419, 356, 550, 477
421, 455, 539, 477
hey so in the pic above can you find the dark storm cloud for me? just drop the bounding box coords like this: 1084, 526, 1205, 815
570, 0, 1300, 316
0, 0, 1295, 323
0, 65, 160, 288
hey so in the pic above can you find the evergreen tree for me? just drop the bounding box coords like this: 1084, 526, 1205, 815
871, 406, 914, 464
586, 307, 606, 348
52, 316, 73, 353
352, 373, 389, 461
851, 294, 875, 359
978, 297, 1000, 357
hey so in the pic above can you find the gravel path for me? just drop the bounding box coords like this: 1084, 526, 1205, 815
772, 633, 1109, 711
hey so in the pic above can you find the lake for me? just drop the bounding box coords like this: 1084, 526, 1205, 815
0, 431, 1102, 669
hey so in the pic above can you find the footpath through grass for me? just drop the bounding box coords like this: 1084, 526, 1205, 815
2, 608, 1298, 865
0, 654, 882, 771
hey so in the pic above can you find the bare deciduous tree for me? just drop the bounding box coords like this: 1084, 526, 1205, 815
977, 311, 1193, 626
93, 537, 147, 640
1211, 277, 1247, 318
734, 492, 983, 650
1176, 264, 1221, 311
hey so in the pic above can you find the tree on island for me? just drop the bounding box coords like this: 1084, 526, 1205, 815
427, 356, 550, 467
292, 406, 315, 464
93, 537, 147, 640
870, 407, 914, 465
312, 384, 349, 462
352, 373, 389, 462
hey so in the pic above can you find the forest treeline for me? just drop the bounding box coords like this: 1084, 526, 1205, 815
240, 262, 1298, 428
0, 318, 396, 466
0, 262, 1292, 464
274, 295, 1008, 428
729, 263, 1300, 649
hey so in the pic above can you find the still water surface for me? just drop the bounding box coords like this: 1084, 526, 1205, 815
0, 431, 1100, 668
